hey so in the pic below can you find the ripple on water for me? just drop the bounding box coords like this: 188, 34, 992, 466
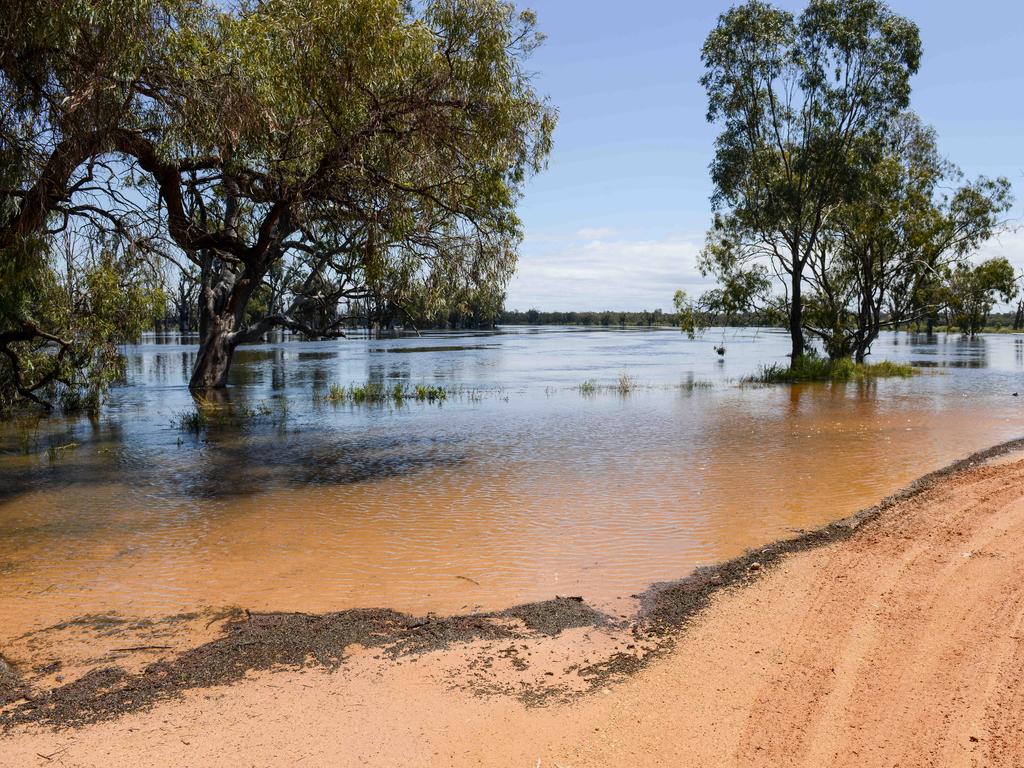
1, 328, 1022, 638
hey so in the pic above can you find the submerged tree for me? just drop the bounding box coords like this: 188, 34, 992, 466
0, 0, 554, 405
0, 1, 179, 409
943, 258, 1019, 336
699, 0, 921, 361
801, 115, 1012, 361
0, 234, 164, 411
124, 0, 554, 390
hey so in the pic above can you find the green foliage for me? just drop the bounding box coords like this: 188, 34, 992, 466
699, 0, 922, 359
802, 114, 1012, 360
673, 290, 703, 338
943, 258, 1019, 336
1, 241, 164, 412
498, 308, 776, 328
1, 0, 556, 395
698, 3, 1013, 363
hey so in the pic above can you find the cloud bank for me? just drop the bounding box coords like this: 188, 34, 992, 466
506, 223, 1024, 312
506, 231, 712, 311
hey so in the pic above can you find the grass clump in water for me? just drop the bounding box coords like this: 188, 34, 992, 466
747, 354, 915, 384
317, 381, 467, 406
574, 372, 641, 396
413, 384, 447, 402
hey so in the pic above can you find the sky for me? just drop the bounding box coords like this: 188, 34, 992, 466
505, 0, 1024, 312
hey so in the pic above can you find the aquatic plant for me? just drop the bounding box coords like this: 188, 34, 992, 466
316, 381, 482, 407
573, 373, 647, 396
45, 442, 78, 462
413, 384, 448, 402
747, 354, 915, 385
174, 409, 209, 433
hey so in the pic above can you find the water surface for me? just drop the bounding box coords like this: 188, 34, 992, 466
1, 327, 1021, 639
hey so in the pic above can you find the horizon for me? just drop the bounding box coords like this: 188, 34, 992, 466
506, 0, 1024, 313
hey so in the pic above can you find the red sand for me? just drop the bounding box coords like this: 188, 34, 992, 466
4, 451, 1024, 767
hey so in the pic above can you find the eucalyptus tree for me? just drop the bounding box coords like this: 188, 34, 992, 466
1, 0, 555, 405
943, 257, 1019, 336
801, 115, 1012, 361
699, 0, 921, 361
122, 0, 554, 390
0, 1, 179, 409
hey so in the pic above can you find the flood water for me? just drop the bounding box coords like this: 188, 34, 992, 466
1, 327, 1022, 640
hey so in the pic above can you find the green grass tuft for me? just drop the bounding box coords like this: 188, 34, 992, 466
747, 354, 915, 384
317, 381, 475, 406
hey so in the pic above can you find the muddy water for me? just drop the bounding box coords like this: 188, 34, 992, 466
1, 328, 1022, 642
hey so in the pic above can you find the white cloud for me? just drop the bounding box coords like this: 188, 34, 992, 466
575, 226, 619, 240
506, 233, 711, 311
974, 227, 1024, 269
507, 223, 1024, 312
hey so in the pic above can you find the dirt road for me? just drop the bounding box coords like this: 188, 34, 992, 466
4, 449, 1024, 767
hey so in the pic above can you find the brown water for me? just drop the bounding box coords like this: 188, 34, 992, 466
1, 327, 1022, 642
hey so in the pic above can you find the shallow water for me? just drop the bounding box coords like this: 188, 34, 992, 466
1, 327, 1022, 639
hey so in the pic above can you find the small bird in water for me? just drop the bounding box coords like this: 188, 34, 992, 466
715, 345, 726, 356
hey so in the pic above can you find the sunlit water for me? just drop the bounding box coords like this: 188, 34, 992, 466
1, 327, 1022, 640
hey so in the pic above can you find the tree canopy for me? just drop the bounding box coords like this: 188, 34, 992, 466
0, 0, 555, 406
696, 0, 1013, 363
699, 0, 922, 360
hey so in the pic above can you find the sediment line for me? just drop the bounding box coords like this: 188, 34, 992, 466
3, 437, 1023, 731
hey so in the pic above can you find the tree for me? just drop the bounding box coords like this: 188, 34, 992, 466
0, 233, 164, 411
121, 0, 554, 390
944, 258, 1019, 336
699, 0, 921, 362
800, 114, 1011, 360
0, 1, 170, 253
1, 1, 177, 409
1, 0, 554, 400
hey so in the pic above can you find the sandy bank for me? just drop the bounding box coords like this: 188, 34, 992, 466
4, 441, 1024, 766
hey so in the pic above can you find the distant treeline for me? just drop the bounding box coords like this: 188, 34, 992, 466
497, 309, 774, 328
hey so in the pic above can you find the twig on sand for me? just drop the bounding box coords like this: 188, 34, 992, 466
36, 746, 69, 761
454, 575, 481, 586
110, 645, 173, 653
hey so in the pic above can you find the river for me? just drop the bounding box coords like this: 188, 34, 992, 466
1, 326, 1021, 640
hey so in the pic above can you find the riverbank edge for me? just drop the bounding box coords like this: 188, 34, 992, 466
4, 435, 1024, 731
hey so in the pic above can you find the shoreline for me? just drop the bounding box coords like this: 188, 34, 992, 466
3, 436, 1024, 735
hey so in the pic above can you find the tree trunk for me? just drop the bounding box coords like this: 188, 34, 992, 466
189, 266, 261, 391
189, 316, 237, 390
789, 267, 805, 361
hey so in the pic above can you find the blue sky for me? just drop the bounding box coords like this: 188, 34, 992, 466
506, 0, 1024, 311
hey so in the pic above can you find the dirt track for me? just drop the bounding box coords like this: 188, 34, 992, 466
4, 449, 1024, 766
